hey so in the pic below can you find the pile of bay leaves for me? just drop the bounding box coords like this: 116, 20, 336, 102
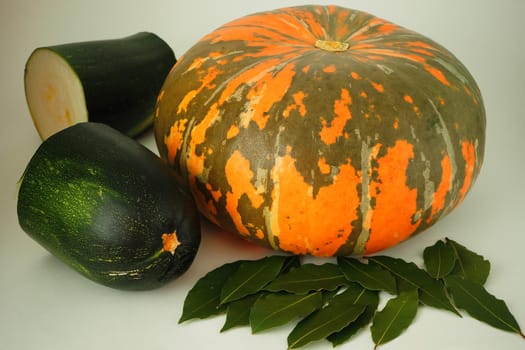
179, 238, 524, 348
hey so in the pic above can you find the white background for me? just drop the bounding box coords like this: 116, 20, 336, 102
1, 1, 524, 349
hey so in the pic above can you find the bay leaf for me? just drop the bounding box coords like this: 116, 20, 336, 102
327, 285, 380, 347
221, 293, 261, 332
338, 256, 397, 294
327, 304, 377, 347
371, 289, 419, 349
423, 239, 456, 279
444, 275, 525, 338
249, 292, 323, 333
220, 255, 287, 305
287, 287, 367, 349
281, 255, 302, 274
321, 288, 340, 305
179, 261, 242, 323
265, 263, 348, 294
331, 282, 380, 307
369, 256, 460, 316
446, 238, 490, 285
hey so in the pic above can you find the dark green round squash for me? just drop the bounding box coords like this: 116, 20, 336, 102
17, 122, 201, 290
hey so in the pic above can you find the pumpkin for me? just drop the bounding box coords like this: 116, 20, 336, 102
154, 5, 485, 257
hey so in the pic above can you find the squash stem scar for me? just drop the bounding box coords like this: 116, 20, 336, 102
162, 231, 181, 255
315, 39, 349, 52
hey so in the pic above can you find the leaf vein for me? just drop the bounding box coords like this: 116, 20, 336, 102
454, 282, 520, 332
255, 294, 317, 329
375, 299, 409, 347
290, 311, 353, 348
221, 264, 269, 303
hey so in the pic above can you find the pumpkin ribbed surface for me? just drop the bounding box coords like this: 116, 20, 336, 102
154, 5, 485, 256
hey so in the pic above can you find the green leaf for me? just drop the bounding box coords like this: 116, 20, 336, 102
287, 287, 367, 349
265, 263, 348, 294
446, 238, 491, 285
321, 288, 340, 305
338, 257, 397, 294
371, 289, 419, 349
327, 304, 377, 347
179, 241, 522, 348
444, 275, 525, 338
423, 240, 456, 279
327, 286, 380, 347
179, 261, 243, 323
369, 256, 459, 316
221, 293, 261, 332
281, 255, 302, 274
332, 282, 379, 307
220, 255, 287, 305
249, 292, 323, 333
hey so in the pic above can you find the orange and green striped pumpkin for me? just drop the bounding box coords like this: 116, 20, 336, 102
154, 5, 485, 257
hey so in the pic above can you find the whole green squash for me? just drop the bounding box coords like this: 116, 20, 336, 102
18, 122, 201, 290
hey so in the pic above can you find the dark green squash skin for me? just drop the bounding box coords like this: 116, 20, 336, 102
27, 32, 176, 138
17, 122, 201, 290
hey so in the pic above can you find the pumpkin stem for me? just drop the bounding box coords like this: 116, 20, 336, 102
315, 39, 349, 52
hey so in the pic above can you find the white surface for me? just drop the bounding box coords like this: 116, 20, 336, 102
1, 1, 524, 349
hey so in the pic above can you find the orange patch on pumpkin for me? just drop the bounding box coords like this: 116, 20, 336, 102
363, 48, 427, 63
296, 9, 327, 39
187, 103, 221, 176
371, 82, 384, 93
323, 65, 337, 73
226, 124, 240, 139
224, 150, 265, 236
205, 11, 316, 46
185, 104, 223, 224
218, 57, 283, 106
178, 66, 221, 113
457, 141, 476, 204
190, 177, 219, 226
393, 118, 400, 129
350, 17, 389, 41
186, 56, 208, 72
156, 89, 165, 103
425, 65, 451, 86
378, 23, 398, 34
164, 119, 188, 165
351, 43, 375, 51
319, 88, 352, 145
207, 183, 223, 202
365, 140, 420, 254
351, 71, 361, 80
318, 157, 331, 175
403, 94, 414, 104
407, 41, 436, 50
271, 154, 360, 256
255, 229, 265, 240
243, 62, 296, 129
333, 9, 352, 38
283, 91, 307, 118
410, 48, 434, 56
